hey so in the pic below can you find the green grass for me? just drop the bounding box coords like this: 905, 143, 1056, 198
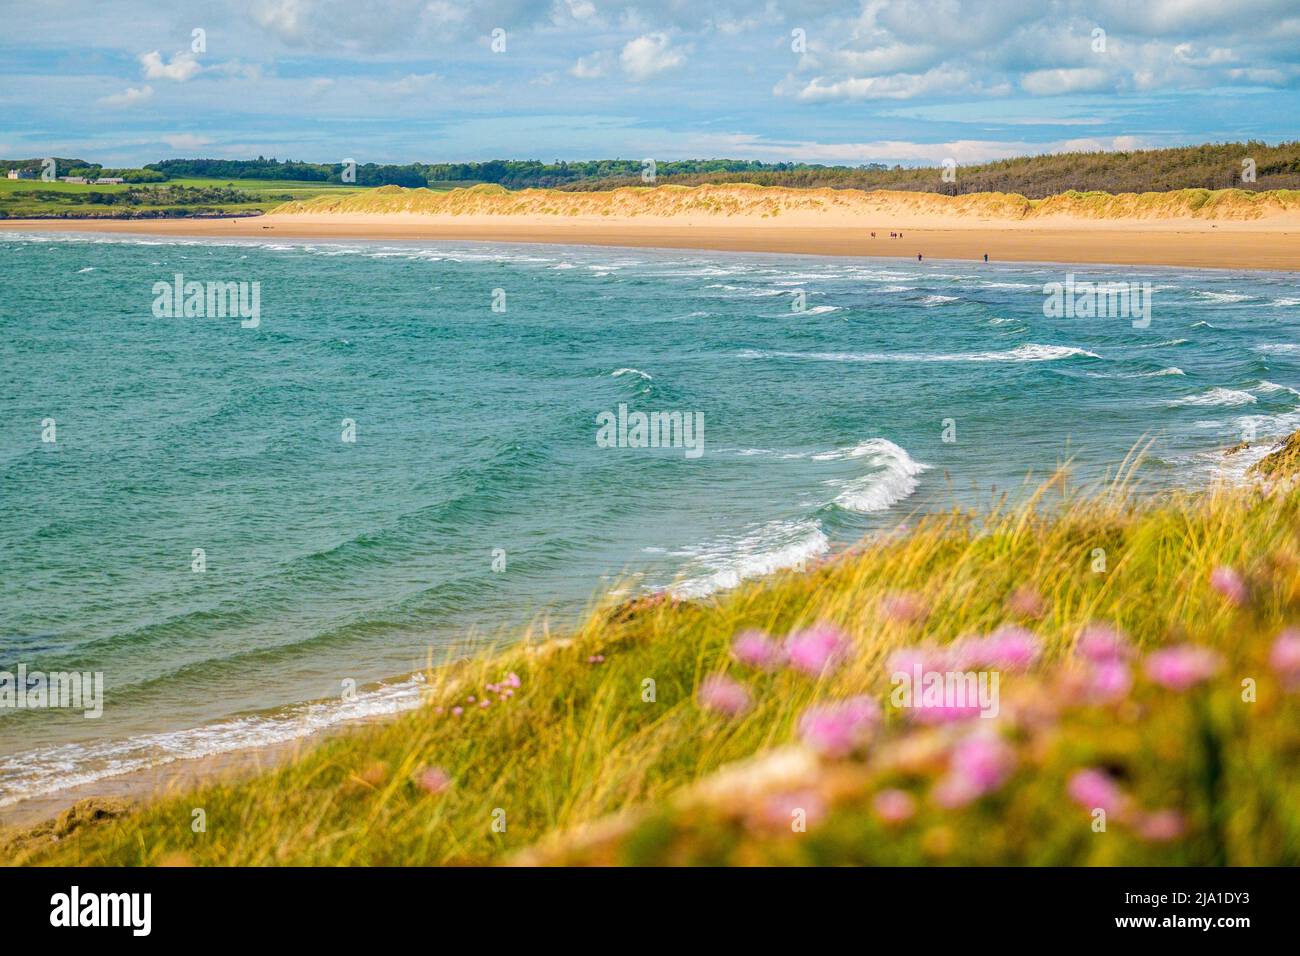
7, 452, 1300, 866
0, 177, 371, 218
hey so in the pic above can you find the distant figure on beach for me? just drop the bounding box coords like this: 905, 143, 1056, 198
984, 253, 989, 262
917, 253, 923, 261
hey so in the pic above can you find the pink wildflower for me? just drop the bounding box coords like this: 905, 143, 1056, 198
933, 733, 1015, 808
1136, 809, 1185, 843
797, 696, 879, 758
731, 630, 786, 671
1144, 644, 1222, 690
504, 672, 522, 688
873, 789, 917, 824
479, 698, 490, 708
880, 591, 927, 625
416, 767, 451, 795
1087, 659, 1133, 703
954, 626, 1039, 670
1209, 566, 1248, 606
784, 623, 851, 676
697, 675, 751, 716
1008, 586, 1046, 619
587, 655, 605, 665
451, 706, 463, 716
1067, 768, 1128, 815
1270, 629, 1300, 688
754, 789, 826, 831
1077, 625, 1131, 663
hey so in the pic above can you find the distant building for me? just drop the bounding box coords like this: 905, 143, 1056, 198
93, 177, 125, 184
59, 176, 87, 184
6, 168, 36, 179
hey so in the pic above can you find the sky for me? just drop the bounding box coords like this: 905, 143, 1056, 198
1, 0, 1298, 167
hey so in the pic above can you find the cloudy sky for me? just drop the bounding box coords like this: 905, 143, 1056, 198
1, 0, 1297, 167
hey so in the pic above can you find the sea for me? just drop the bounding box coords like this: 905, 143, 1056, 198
1, 231, 1297, 810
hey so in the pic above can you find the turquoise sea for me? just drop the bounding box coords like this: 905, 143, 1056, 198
1, 232, 1297, 809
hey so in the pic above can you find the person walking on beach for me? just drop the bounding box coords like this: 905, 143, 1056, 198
984, 253, 988, 262
917, 253, 923, 261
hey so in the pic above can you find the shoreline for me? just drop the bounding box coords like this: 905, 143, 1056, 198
3, 216, 1299, 271
0, 433, 1281, 837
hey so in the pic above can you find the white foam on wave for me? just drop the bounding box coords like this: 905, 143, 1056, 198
738, 343, 1098, 364
611, 367, 652, 381
921, 294, 960, 305
668, 518, 830, 599
0, 676, 429, 810
1083, 366, 1184, 379
1192, 290, 1251, 303
1167, 387, 1258, 408
1254, 344, 1300, 355
799, 305, 840, 315
819, 438, 930, 514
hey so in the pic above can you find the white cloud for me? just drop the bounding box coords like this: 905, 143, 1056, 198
139, 51, 203, 82
162, 133, 213, 150
620, 32, 686, 81
1020, 68, 1111, 96
99, 85, 154, 107
570, 51, 612, 80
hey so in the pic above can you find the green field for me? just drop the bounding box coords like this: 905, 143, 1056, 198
0, 177, 372, 219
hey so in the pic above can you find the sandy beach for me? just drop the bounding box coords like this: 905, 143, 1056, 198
5, 216, 1298, 271
4, 183, 1300, 270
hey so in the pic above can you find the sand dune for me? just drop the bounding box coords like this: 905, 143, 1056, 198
5, 183, 1299, 270
272, 183, 1300, 226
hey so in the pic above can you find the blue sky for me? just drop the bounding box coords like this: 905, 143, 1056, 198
1, 0, 1297, 167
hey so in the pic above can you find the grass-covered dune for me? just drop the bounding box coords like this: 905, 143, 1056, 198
7, 444, 1300, 866
270, 182, 1300, 223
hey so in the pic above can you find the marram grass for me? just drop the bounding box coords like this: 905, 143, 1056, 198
7, 460, 1300, 866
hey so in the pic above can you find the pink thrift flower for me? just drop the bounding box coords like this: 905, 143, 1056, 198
955, 626, 1039, 671
784, 623, 851, 676
880, 591, 927, 625
1067, 769, 1127, 814
950, 733, 1015, 792
417, 767, 451, 795
1209, 566, 1248, 607
1137, 809, 1185, 843
697, 675, 751, 716
1077, 625, 1131, 663
587, 655, 605, 665
797, 696, 879, 758
479, 698, 490, 708
451, 706, 463, 716
1008, 586, 1046, 619
467, 696, 475, 703
731, 630, 786, 671
887, 644, 951, 675
1087, 659, 1133, 703
1145, 645, 1222, 690
505, 672, 522, 688
932, 733, 1015, 808
1270, 629, 1300, 688
873, 789, 917, 824
754, 789, 826, 831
